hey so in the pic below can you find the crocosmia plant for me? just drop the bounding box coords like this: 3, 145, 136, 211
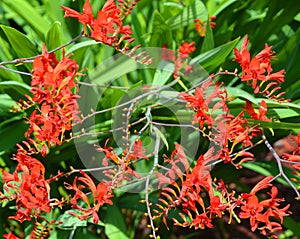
0, 0, 300, 239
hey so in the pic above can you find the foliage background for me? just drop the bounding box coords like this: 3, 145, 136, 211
0, 0, 300, 238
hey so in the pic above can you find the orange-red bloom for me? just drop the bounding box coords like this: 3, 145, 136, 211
3, 233, 20, 239
62, 0, 133, 48
180, 80, 227, 129
239, 177, 290, 236
61, 0, 93, 26
24, 45, 80, 155
156, 145, 227, 230
65, 170, 113, 224
282, 131, 300, 170
194, 16, 216, 37
244, 100, 270, 122
179, 42, 196, 57
2, 149, 51, 222
234, 35, 286, 100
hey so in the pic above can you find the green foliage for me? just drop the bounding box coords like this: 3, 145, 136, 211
0, 25, 37, 58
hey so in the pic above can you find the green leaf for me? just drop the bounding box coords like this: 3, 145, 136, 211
211, 0, 238, 16
200, 19, 214, 52
46, 21, 65, 52
0, 94, 18, 117
2, 0, 49, 40
253, 1, 300, 50
0, 120, 27, 151
225, 86, 259, 104
57, 209, 105, 228
43, 0, 65, 26
155, 126, 169, 150
149, 10, 173, 47
105, 204, 129, 239
282, 217, 300, 238
191, 37, 240, 72
0, 81, 31, 101
167, 0, 208, 30
131, 10, 146, 46
89, 55, 139, 86
274, 27, 300, 90
0, 36, 23, 82
117, 193, 147, 212
249, 120, 300, 130
152, 62, 173, 86
57, 210, 87, 228
242, 161, 295, 187
65, 40, 100, 55
0, 25, 37, 59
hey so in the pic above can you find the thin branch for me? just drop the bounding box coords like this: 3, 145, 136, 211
262, 134, 300, 199
145, 126, 160, 239
69, 165, 115, 174
0, 33, 84, 66
48, 33, 84, 54
121, 107, 152, 165
68, 117, 147, 141
149, 71, 236, 109
151, 121, 199, 129
124, 101, 136, 145
81, 78, 180, 123
0, 65, 32, 76
77, 81, 129, 89
280, 159, 300, 165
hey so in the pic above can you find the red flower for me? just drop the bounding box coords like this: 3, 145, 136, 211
179, 42, 196, 57
244, 100, 270, 122
156, 145, 227, 230
61, 0, 93, 26
3, 233, 20, 239
239, 177, 290, 236
96, 139, 121, 166
192, 212, 214, 230
282, 132, 300, 170
3, 149, 51, 223
65, 170, 113, 224
216, 112, 255, 166
240, 194, 264, 231
161, 45, 175, 61
128, 139, 149, 160
62, 0, 134, 48
180, 80, 227, 129
260, 186, 290, 223
233, 35, 250, 70
23, 45, 80, 155
194, 16, 217, 37
234, 35, 286, 100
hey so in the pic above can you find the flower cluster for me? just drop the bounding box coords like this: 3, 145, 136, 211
179, 79, 251, 166
62, 0, 135, 50
162, 41, 196, 79
155, 146, 290, 238
194, 16, 217, 37
234, 35, 286, 101
180, 77, 272, 167
282, 132, 300, 171
1, 38, 81, 236
95, 139, 148, 185
180, 79, 228, 129
239, 176, 290, 236
22, 45, 80, 156
64, 170, 113, 224
155, 145, 223, 230
1, 149, 51, 222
